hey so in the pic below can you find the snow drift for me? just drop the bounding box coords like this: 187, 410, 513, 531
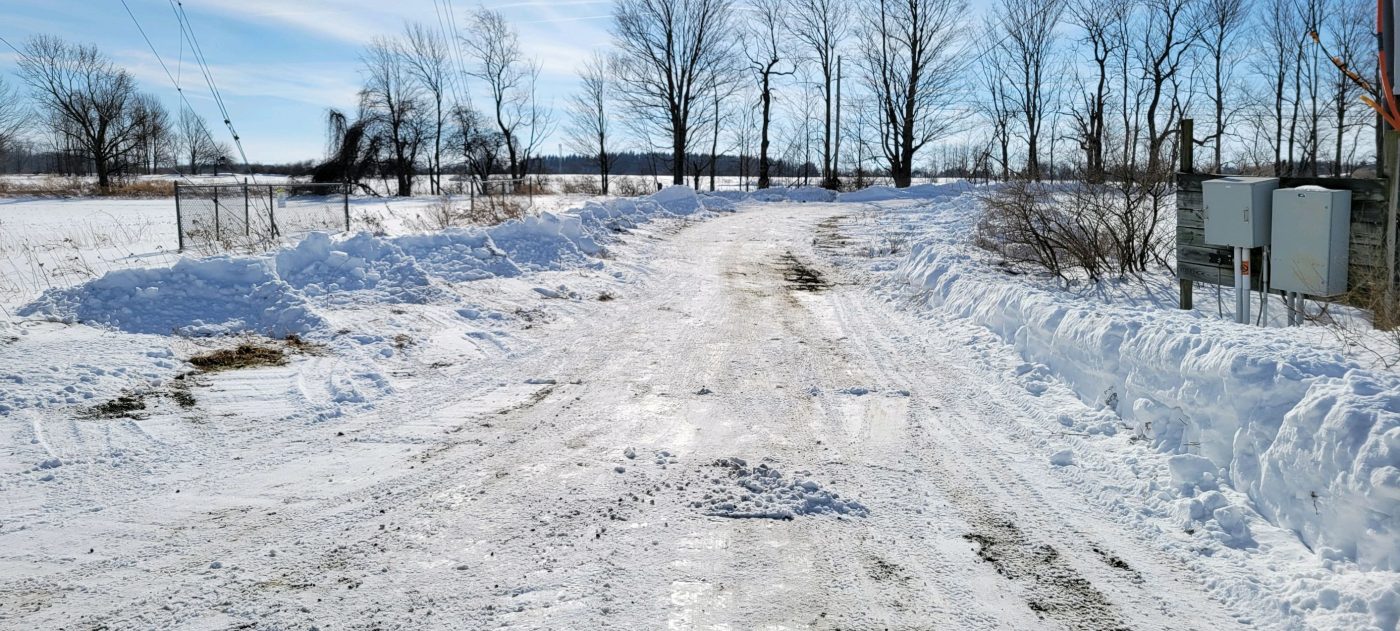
17, 187, 723, 337
894, 238, 1400, 572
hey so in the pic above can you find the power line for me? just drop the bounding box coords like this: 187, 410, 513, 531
168, 0, 256, 180
116, 0, 225, 184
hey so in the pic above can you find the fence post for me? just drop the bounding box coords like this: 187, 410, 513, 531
243, 179, 250, 237
213, 186, 220, 242
175, 183, 184, 252
269, 186, 278, 238
343, 184, 351, 232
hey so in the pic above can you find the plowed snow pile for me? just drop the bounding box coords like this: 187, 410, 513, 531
892, 204, 1400, 573
695, 457, 869, 520
16, 187, 724, 337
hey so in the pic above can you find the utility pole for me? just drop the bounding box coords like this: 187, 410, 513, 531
1384, 0, 1398, 295
833, 56, 842, 189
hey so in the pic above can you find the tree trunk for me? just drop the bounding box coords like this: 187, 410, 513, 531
671, 119, 686, 186
758, 72, 774, 190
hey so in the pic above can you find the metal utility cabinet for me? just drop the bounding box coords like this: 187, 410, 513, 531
1270, 188, 1352, 297
1203, 176, 1279, 247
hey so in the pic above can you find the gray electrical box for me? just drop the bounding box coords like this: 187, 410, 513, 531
1203, 176, 1279, 247
1270, 187, 1351, 297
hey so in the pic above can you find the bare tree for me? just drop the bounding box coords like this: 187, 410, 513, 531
744, 0, 794, 189
1137, 0, 1200, 174
611, 0, 739, 186
566, 53, 619, 195
1194, 0, 1247, 173
858, 0, 965, 188
17, 35, 143, 190
464, 9, 553, 181
1066, 0, 1129, 181
402, 22, 451, 194
1326, 0, 1373, 176
175, 107, 228, 175
787, 0, 848, 189
1255, 0, 1302, 176
454, 104, 505, 185
360, 36, 426, 197
0, 77, 29, 160
991, 0, 1066, 181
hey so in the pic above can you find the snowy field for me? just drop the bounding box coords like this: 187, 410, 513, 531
0, 183, 1396, 630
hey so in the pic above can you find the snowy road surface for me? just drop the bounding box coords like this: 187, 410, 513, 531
0, 201, 1353, 629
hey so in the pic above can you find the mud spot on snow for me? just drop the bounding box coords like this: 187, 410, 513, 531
691, 458, 867, 519
814, 215, 853, 252
962, 516, 1128, 630
82, 393, 148, 419
777, 252, 830, 292
81, 383, 198, 420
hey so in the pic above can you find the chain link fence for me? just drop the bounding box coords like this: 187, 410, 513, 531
175, 183, 350, 252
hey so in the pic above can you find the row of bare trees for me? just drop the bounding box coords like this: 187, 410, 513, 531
314, 8, 554, 197
0, 35, 231, 189
972, 0, 1377, 184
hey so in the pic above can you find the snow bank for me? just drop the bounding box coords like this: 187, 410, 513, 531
276, 232, 440, 305
16, 186, 723, 337
894, 242, 1400, 571
836, 181, 972, 203
18, 256, 325, 338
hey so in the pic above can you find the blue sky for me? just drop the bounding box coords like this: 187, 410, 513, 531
0, 0, 615, 163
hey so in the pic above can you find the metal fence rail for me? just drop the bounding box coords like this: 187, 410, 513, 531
175, 182, 350, 252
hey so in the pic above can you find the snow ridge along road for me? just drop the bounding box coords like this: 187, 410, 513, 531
0, 198, 1373, 629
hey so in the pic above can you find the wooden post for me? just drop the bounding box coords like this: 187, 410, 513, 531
1179, 119, 1195, 310
1388, 130, 1399, 292
174, 183, 184, 252
269, 186, 278, 238
1180, 118, 1194, 174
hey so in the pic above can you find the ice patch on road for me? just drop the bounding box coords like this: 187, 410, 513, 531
694, 458, 868, 520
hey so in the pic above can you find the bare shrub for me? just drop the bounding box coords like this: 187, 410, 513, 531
975, 170, 1173, 283
463, 197, 528, 226
611, 176, 652, 197
1301, 264, 1400, 368
406, 197, 467, 231
559, 177, 602, 195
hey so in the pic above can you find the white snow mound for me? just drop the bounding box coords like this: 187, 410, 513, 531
894, 241, 1400, 571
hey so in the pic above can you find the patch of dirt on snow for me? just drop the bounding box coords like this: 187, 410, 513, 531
814, 215, 854, 253
82, 392, 148, 419
81, 383, 197, 420
690, 457, 868, 520
962, 515, 1129, 630
777, 251, 830, 292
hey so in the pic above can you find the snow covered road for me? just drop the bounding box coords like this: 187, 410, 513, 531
0, 200, 1366, 629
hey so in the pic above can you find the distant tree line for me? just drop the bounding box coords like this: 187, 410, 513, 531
0, 0, 1383, 193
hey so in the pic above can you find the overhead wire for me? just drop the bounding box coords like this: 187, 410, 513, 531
168, 0, 256, 181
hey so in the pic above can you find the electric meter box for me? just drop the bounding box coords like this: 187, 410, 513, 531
1203, 176, 1279, 247
1269, 187, 1351, 297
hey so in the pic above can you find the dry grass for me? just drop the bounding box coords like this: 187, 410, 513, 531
0, 176, 174, 198
188, 343, 288, 372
